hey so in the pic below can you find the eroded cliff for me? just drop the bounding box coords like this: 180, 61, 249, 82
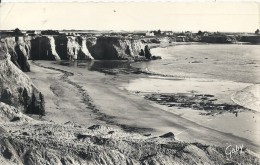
0, 40, 43, 115
2, 37, 31, 72
28, 35, 143, 61
2, 34, 148, 62
54, 35, 94, 60
30, 36, 60, 60
87, 36, 144, 60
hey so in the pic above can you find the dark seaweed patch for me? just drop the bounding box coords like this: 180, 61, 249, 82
145, 93, 245, 112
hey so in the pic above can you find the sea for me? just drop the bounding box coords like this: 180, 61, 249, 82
133, 44, 260, 84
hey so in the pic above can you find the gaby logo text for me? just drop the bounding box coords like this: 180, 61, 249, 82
225, 144, 244, 159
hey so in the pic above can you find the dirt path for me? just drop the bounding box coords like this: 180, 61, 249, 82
27, 61, 260, 153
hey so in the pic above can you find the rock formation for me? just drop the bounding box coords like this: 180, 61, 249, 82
0, 119, 259, 165
30, 36, 60, 60
2, 37, 31, 72
54, 35, 94, 60
3, 35, 149, 62
144, 45, 152, 59
87, 36, 144, 60
139, 49, 145, 56
0, 40, 43, 114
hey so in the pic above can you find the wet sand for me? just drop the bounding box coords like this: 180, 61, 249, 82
121, 76, 260, 148
27, 60, 260, 153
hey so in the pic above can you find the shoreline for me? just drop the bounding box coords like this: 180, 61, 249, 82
231, 84, 260, 112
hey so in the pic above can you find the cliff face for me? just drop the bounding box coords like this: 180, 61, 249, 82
87, 37, 144, 60
0, 41, 42, 114
54, 35, 94, 60
3, 35, 144, 61
30, 36, 60, 60
0, 35, 146, 114
2, 37, 31, 72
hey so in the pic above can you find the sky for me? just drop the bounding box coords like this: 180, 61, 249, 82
0, 2, 259, 32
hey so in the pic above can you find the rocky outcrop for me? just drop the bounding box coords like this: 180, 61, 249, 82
0, 102, 32, 122
2, 37, 31, 72
3, 35, 147, 61
32, 35, 95, 61
0, 41, 43, 114
30, 36, 60, 60
144, 45, 152, 59
54, 35, 93, 60
80, 37, 94, 60
1, 121, 259, 165
87, 37, 144, 60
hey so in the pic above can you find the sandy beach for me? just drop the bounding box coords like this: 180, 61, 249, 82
27, 53, 260, 154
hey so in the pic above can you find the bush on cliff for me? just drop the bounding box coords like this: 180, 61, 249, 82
39, 92, 46, 116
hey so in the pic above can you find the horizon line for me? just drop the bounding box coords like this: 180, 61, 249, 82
0, 29, 257, 33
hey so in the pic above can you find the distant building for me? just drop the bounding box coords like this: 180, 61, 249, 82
163, 31, 174, 36
145, 31, 155, 37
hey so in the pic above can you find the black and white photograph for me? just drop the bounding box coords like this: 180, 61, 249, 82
0, 1, 259, 164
